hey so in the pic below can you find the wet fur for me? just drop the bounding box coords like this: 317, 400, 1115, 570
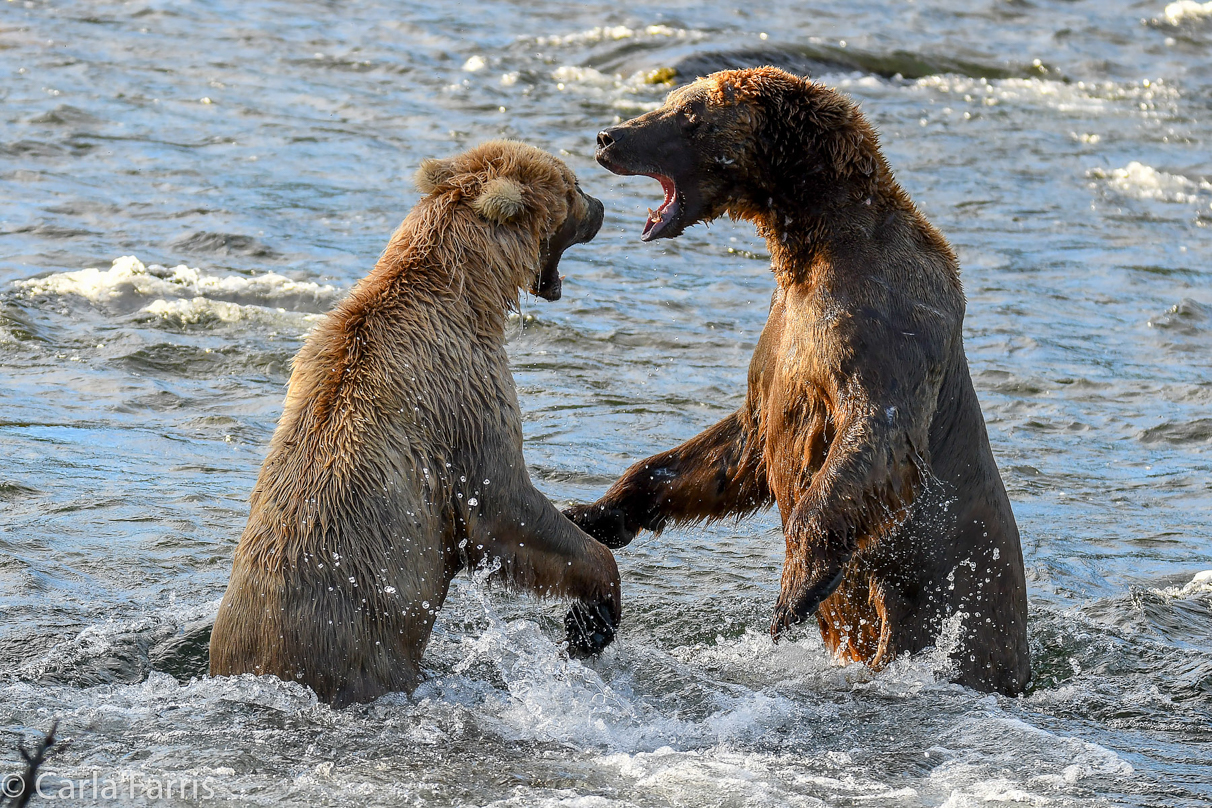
210, 141, 618, 706
574, 68, 1030, 695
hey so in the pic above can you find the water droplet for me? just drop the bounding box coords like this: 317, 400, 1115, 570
467, 497, 478, 506
422, 600, 430, 609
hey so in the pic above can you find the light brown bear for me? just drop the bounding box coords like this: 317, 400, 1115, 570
210, 140, 618, 706
571, 68, 1030, 694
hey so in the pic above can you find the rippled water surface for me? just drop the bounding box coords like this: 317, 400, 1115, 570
2, 1, 1212, 805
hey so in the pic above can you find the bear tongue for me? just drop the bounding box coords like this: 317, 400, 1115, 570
641, 175, 679, 241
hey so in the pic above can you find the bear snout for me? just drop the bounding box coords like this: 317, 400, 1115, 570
580, 194, 605, 244
596, 128, 618, 150
596, 126, 636, 175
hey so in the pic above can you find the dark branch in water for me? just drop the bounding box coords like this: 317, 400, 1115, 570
6, 720, 58, 808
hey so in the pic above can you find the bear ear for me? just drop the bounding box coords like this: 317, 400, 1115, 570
471, 177, 526, 224
415, 157, 456, 194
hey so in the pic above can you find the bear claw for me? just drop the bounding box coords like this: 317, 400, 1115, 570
769, 567, 847, 642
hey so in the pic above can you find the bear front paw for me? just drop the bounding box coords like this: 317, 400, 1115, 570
564, 600, 617, 657
564, 502, 637, 549
769, 567, 848, 642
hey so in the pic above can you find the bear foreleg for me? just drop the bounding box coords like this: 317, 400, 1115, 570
770, 407, 926, 641
481, 485, 622, 655
565, 410, 771, 548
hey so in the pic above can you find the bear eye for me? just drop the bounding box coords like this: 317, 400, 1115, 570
678, 104, 702, 134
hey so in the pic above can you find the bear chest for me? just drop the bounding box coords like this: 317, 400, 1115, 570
751, 297, 845, 510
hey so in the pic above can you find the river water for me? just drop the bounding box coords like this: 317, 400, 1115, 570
2, 1, 1211, 805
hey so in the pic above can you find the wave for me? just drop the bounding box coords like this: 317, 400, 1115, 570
1138, 418, 1212, 444
543, 39, 1176, 125
539, 26, 1057, 85
1088, 161, 1212, 204
12, 255, 339, 328
906, 76, 1179, 117
642, 44, 1053, 84
1148, 298, 1211, 334
1159, 1, 1212, 25
13, 598, 220, 687
1157, 569, 1212, 598
534, 25, 706, 48
527, 26, 1062, 106
167, 230, 283, 259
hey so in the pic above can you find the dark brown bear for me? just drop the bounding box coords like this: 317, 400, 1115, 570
210, 141, 619, 706
571, 68, 1030, 695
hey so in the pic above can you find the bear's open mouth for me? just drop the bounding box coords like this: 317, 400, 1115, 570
532, 262, 562, 301
641, 174, 681, 242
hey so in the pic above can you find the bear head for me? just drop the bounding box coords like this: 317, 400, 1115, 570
415, 140, 604, 301
594, 67, 881, 241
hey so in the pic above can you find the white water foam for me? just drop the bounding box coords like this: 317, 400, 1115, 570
431, 608, 972, 758
549, 65, 664, 114
535, 24, 707, 115
594, 747, 872, 808
482, 792, 630, 808
551, 65, 614, 86
534, 25, 705, 47
1162, 0, 1212, 25
1157, 569, 1212, 597
545, 40, 1181, 126
900, 75, 1179, 117
2, 581, 1138, 808
929, 712, 1133, 806
13, 256, 339, 326
1088, 161, 1212, 205
421, 573, 708, 752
